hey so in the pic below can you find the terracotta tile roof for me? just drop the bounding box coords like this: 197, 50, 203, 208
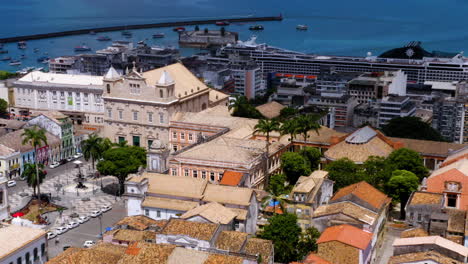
294, 126, 346, 145
180, 202, 237, 224
202, 184, 253, 206
255, 101, 285, 119
317, 224, 373, 250
111, 229, 156, 242
215, 231, 249, 252
142, 196, 199, 212
446, 209, 466, 234
299, 253, 333, 264
312, 201, 377, 225
161, 218, 218, 241
167, 247, 209, 264
118, 242, 176, 264
204, 254, 244, 264
114, 215, 166, 231
219, 171, 244, 186
330, 181, 391, 212
388, 251, 463, 264
244, 238, 273, 264
407, 191, 443, 206
144, 172, 208, 199
400, 227, 429, 238
48, 243, 127, 264
324, 135, 394, 163
389, 137, 468, 158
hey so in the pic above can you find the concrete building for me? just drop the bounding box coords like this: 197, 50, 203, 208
405, 191, 445, 231
432, 96, 465, 143
271, 76, 313, 106
13, 71, 105, 128
353, 103, 379, 128
347, 70, 407, 104
306, 94, 359, 128
377, 95, 416, 127
124, 172, 259, 234
0, 224, 47, 264
48, 56, 79, 74
230, 61, 264, 100
102, 63, 211, 149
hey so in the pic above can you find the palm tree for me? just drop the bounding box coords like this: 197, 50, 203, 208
261, 174, 290, 215
280, 118, 299, 142
22, 126, 48, 199
254, 119, 280, 187
228, 95, 248, 113
22, 163, 46, 196
296, 114, 321, 141
81, 134, 104, 171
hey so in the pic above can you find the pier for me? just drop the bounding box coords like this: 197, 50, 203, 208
0, 16, 283, 44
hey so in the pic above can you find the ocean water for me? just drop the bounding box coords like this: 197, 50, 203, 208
1, 0, 467, 71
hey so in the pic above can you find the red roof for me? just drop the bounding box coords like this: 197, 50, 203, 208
331, 181, 390, 211
294, 253, 333, 264
219, 171, 244, 186
317, 224, 372, 250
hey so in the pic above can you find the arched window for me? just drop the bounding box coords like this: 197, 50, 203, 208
201, 103, 207, 110
106, 84, 111, 93
33, 248, 38, 260
159, 90, 164, 98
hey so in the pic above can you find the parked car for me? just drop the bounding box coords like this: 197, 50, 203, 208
66, 157, 74, 162
73, 153, 83, 159
67, 221, 79, 229
47, 232, 57, 240
90, 210, 102, 217
49, 162, 60, 169
83, 240, 95, 248
78, 216, 90, 224
70, 212, 79, 218
101, 205, 112, 213
63, 245, 71, 251
55, 226, 68, 234
59, 159, 67, 165
7, 180, 16, 187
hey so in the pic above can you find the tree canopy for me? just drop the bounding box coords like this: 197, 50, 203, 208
385, 170, 420, 219
381, 116, 445, 141
280, 152, 311, 184
0, 98, 8, 115
97, 145, 146, 195
22, 163, 47, 197
262, 173, 290, 214
299, 147, 322, 171
228, 95, 263, 119
81, 134, 104, 170
0, 71, 15, 80
325, 158, 362, 191
297, 227, 321, 260
386, 148, 428, 180
258, 213, 302, 263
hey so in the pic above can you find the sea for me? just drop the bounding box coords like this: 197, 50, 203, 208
1, 0, 468, 72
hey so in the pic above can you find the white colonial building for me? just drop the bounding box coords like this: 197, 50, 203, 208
0, 173, 9, 221
0, 224, 47, 264
13, 71, 105, 127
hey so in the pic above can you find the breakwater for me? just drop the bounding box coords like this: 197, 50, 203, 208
0, 16, 282, 43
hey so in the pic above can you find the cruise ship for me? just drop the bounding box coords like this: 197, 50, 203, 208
219, 37, 468, 83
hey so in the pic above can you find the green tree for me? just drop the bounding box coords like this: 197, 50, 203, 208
220, 27, 226, 36
262, 173, 289, 214
279, 107, 298, 120
254, 119, 280, 186
325, 158, 362, 191
387, 148, 428, 180
280, 152, 311, 184
81, 134, 103, 170
297, 227, 321, 259
299, 147, 322, 171
194, 25, 200, 31
97, 146, 146, 195
381, 116, 445, 141
258, 213, 302, 263
295, 114, 321, 140
362, 156, 393, 191
228, 95, 263, 119
385, 170, 420, 219
280, 118, 299, 142
0, 71, 14, 80
22, 163, 46, 196
0, 98, 8, 115
21, 126, 48, 199
100, 138, 114, 152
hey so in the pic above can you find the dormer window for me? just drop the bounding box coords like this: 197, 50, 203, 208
106, 84, 111, 93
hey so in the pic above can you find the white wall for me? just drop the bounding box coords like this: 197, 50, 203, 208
387, 70, 407, 96
143, 207, 183, 220
127, 198, 143, 216
0, 236, 47, 264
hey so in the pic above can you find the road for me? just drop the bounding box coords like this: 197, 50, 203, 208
47, 199, 126, 258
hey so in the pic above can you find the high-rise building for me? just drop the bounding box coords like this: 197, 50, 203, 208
432, 97, 465, 143
347, 71, 407, 104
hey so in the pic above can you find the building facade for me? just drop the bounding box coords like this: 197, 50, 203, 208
347, 71, 407, 104
0, 225, 47, 264
102, 63, 210, 149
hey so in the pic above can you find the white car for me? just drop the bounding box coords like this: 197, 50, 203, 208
101, 205, 112, 213
66, 157, 74, 162
49, 162, 60, 169
90, 210, 102, 217
73, 153, 83, 159
78, 216, 90, 224
7, 180, 16, 187
83, 240, 95, 248
55, 226, 68, 235
47, 232, 57, 240
67, 221, 79, 229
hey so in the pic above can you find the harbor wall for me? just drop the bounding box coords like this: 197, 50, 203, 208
0, 16, 282, 43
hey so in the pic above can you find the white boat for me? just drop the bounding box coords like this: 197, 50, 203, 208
296, 24, 308, 30
9, 60, 21, 66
